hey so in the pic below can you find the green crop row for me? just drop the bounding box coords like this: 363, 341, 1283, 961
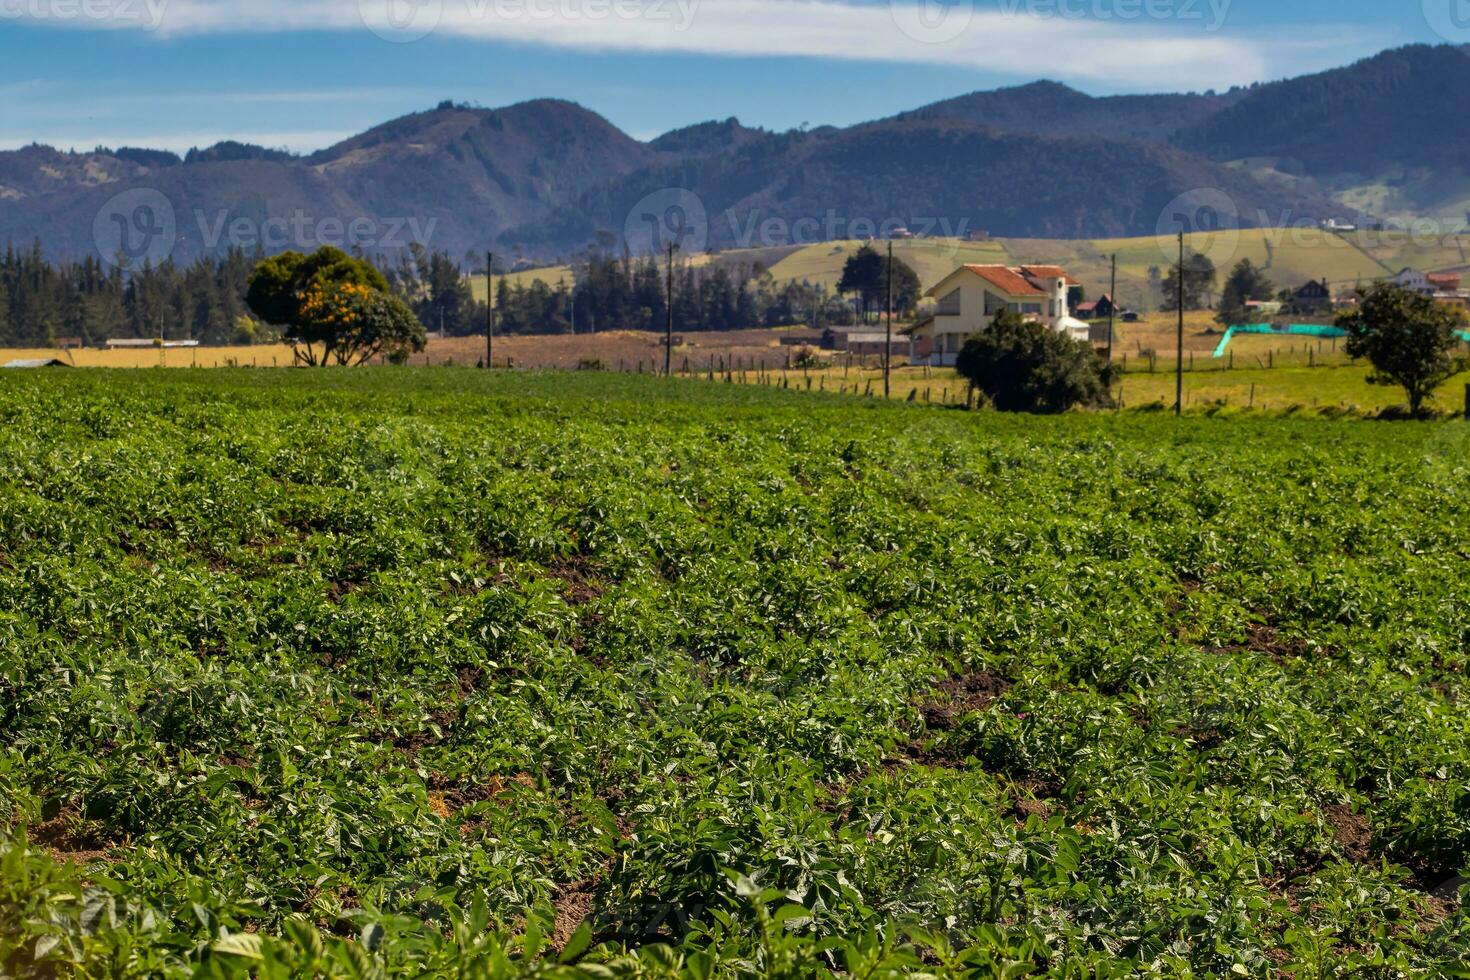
0, 369, 1466, 977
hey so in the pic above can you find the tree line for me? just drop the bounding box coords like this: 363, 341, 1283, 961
482, 253, 862, 336
0, 241, 259, 347
0, 241, 871, 346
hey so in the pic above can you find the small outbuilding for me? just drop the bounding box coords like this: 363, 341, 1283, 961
1074, 294, 1116, 320
3, 358, 71, 369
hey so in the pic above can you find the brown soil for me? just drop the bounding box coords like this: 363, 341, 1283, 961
1246, 623, 1309, 663
29, 806, 121, 865
456, 665, 486, 695
1013, 797, 1053, 822
391, 707, 458, 757
546, 555, 605, 606
325, 579, 364, 604
1321, 803, 1373, 863
552, 885, 599, 953
918, 670, 1012, 731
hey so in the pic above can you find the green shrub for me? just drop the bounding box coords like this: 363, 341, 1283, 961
955, 309, 1112, 412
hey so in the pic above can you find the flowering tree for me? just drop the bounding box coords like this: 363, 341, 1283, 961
298, 281, 427, 366
247, 247, 426, 366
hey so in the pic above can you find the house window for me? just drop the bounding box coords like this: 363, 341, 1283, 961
936, 289, 961, 316
1021, 303, 1042, 315
985, 291, 1007, 316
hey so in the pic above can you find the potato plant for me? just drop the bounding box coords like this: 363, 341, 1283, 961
0, 369, 1466, 977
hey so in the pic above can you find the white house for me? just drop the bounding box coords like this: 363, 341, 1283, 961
1391, 268, 1432, 295
910, 264, 1090, 366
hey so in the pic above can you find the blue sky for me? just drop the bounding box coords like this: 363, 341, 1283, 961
0, 0, 1458, 153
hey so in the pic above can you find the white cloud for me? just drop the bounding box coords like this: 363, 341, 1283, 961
0, 0, 1372, 91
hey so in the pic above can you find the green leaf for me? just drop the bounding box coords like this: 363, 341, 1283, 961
360, 922, 384, 952
213, 933, 266, 960
557, 922, 593, 963
33, 934, 63, 961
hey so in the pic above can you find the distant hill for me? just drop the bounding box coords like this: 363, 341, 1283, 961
910, 47, 1470, 226
647, 118, 763, 157
903, 80, 1242, 143
1175, 45, 1470, 175
5, 45, 1470, 264
529, 116, 1345, 253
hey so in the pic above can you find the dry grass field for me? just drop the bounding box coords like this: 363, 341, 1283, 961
6, 314, 1466, 417
501, 231, 1464, 310
425, 326, 820, 370
451, 230, 1470, 330
0, 317, 1414, 378
466, 266, 576, 303
0, 328, 821, 373
0, 345, 301, 369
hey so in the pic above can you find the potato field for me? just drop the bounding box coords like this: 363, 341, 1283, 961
1, 370, 1467, 977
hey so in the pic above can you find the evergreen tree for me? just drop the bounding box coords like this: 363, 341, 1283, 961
1217, 259, 1275, 325
1161, 252, 1217, 311
837, 245, 921, 321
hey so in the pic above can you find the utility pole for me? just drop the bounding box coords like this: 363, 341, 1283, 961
485, 252, 494, 368
1106, 253, 1116, 363
884, 240, 894, 399
1175, 233, 1184, 416
665, 241, 675, 376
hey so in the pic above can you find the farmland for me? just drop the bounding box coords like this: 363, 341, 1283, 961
761, 231, 1466, 312
0, 328, 822, 373
1, 369, 1468, 977
5, 312, 1470, 416
492, 230, 1470, 314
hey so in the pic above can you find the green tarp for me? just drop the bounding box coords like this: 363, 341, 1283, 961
1213, 324, 1348, 358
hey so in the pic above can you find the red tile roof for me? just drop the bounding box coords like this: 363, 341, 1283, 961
1020, 265, 1081, 286
963, 265, 1046, 296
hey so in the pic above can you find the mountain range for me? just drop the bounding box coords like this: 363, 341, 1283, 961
3, 43, 1468, 265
